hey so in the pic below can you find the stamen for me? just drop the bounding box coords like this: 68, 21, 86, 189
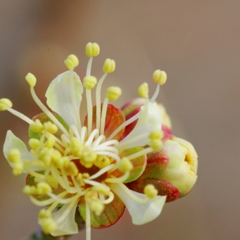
85, 203, 91, 240
105, 172, 130, 183
7, 108, 33, 125
88, 164, 115, 180
100, 98, 108, 135
127, 147, 152, 160
85, 129, 99, 146
96, 73, 108, 130
107, 113, 140, 140
48, 192, 80, 205
29, 87, 69, 137
92, 135, 106, 148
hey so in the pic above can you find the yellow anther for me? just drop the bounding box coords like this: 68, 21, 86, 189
37, 182, 52, 195
23, 185, 32, 195
95, 156, 110, 168
29, 138, 40, 150
144, 184, 158, 199
149, 130, 164, 140
70, 137, 82, 156
46, 176, 58, 189
76, 173, 89, 186
25, 73, 37, 88
8, 149, 21, 163
39, 148, 52, 167
38, 209, 51, 219
103, 58, 116, 73
86, 42, 100, 57
64, 54, 79, 70
152, 70, 167, 85
106, 86, 122, 101
138, 82, 149, 98
0, 98, 13, 111
85, 191, 98, 201
40, 218, 56, 234
149, 139, 162, 151
68, 54, 79, 67
92, 185, 109, 195
118, 157, 133, 173
64, 161, 79, 176
44, 122, 58, 134
12, 162, 23, 176
30, 119, 44, 133
51, 149, 62, 163
83, 76, 97, 89
45, 136, 55, 149
82, 151, 97, 163
89, 201, 104, 216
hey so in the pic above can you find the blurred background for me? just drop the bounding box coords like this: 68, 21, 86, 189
0, 1, 239, 239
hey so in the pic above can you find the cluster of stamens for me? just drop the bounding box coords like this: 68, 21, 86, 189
0, 42, 167, 239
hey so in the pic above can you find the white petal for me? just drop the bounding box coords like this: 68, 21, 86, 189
3, 131, 34, 170
122, 102, 162, 148
111, 183, 166, 225
51, 201, 78, 236
45, 71, 83, 127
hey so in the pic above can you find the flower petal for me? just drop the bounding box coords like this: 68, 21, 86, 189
111, 183, 166, 225
3, 130, 34, 171
45, 71, 83, 127
50, 201, 78, 236
122, 102, 162, 148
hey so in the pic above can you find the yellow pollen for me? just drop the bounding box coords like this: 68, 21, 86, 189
46, 176, 59, 189
89, 201, 104, 216
25, 73, 37, 88
144, 184, 158, 199
44, 122, 58, 134
70, 137, 82, 156
82, 151, 97, 164
30, 120, 44, 133
83, 76, 97, 90
64, 161, 79, 176
8, 149, 21, 163
95, 155, 111, 168
106, 86, 122, 101
86, 42, 100, 57
0, 98, 13, 111
149, 130, 164, 140
92, 185, 109, 195
39, 209, 51, 219
37, 182, 52, 195
149, 139, 162, 151
118, 157, 133, 173
45, 136, 55, 149
12, 162, 23, 176
138, 82, 149, 98
64, 54, 79, 70
103, 58, 116, 73
76, 173, 89, 186
40, 218, 56, 234
29, 138, 41, 150
152, 70, 167, 85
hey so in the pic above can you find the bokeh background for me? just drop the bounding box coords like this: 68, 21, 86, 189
0, 1, 239, 239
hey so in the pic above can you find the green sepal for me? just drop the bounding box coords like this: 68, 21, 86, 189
79, 193, 125, 228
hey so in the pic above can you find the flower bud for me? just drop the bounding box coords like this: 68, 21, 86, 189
127, 137, 198, 202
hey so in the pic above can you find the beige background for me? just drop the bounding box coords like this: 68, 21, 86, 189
0, 1, 239, 239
